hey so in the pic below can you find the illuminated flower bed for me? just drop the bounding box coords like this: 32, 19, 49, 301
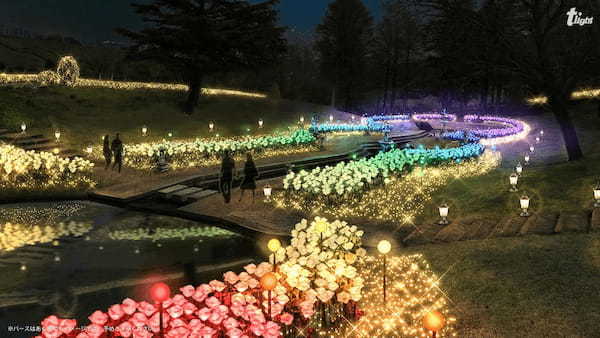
0, 221, 92, 252
108, 226, 238, 241
413, 113, 457, 122
276, 151, 500, 225
461, 115, 531, 144
0, 145, 95, 191
283, 143, 484, 196
101, 130, 317, 170
440, 130, 481, 143
36, 218, 457, 338
369, 114, 410, 122
309, 122, 390, 134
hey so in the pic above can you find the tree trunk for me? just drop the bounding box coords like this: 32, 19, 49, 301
331, 86, 336, 108
551, 100, 583, 161
185, 77, 203, 113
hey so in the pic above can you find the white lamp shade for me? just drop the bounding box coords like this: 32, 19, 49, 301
529, 145, 535, 152
209, 122, 214, 130
21, 123, 26, 131
54, 131, 61, 139
263, 186, 272, 197
510, 174, 518, 185
516, 164, 523, 174
259, 119, 264, 127
536, 137, 540, 142
329, 115, 333, 122
300, 116, 304, 123
524, 155, 530, 162
594, 188, 600, 200
520, 196, 530, 209
439, 205, 449, 217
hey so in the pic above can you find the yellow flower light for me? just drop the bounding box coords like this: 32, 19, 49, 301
267, 238, 281, 253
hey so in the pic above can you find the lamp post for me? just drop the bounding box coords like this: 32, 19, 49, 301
263, 185, 272, 202
515, 162, 523, 176
258, 119, 264, 129
509, 173, 519, 192
141, 126, 148, 137
438, 204, 449, 225
20, 122, 26, 134
423, 311, 446, 338
168, 132, 173, 138
260, 272, 277, 320
267, 238, 281, 272
299, 116, 304, 124
377, 240, 391, 305
594, 183, 600, 208
524, 154, 530, 166
209, 122, 215, 133
150, 282, 171, 338
540, 130, 544, 137
54, 130, 61, 143
520, 195, 530, 217
529, 145, 535, 153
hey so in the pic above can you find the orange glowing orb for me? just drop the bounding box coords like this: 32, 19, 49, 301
260, 272, 278, 291
423, 310, 446, 332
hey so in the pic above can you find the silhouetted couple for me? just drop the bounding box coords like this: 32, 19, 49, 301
220, 151, 258, 204
103, 133, 124, 173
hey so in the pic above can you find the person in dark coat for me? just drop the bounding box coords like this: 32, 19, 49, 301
102, 135, 112, 170
111, 133, 124, 173
239, 153, 259, 202
220, 150, 235, 203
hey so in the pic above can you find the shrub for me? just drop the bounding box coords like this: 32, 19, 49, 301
56, 56, 80, 86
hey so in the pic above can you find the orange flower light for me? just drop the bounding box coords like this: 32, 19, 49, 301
423, 310, 446, 335
260, 272, 278, 291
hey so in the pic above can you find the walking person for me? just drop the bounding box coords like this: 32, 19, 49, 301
102, 135, 112, 170
111, 133, 124, 173
220, 150, 235, 203
239, 153, 258, 202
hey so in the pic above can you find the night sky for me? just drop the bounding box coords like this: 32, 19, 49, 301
0, 0, 382, 43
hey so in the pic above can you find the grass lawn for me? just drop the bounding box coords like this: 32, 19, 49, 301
402, 233, 600, 337
0, 86, 338, 151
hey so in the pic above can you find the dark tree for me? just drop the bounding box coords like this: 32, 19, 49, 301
316, 0, 373, 110
118, 0, 286, 113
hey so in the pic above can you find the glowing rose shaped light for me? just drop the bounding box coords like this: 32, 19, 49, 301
520, 195, 530, 217
423, 310, 446, 338
438, 203, 449, 225
509, 173, 519, 192
260, 272, 278, 320
594, 183, 600, 208
20, 122, 26, 133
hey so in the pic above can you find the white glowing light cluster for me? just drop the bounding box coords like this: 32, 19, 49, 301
0, 221, 92, 252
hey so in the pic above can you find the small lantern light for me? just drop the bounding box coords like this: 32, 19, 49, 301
329, 114, 334, 122
524, 154, 530, 165
20, 122, 26, 133
438, 203, 449, 225
54, 255, 61, 262
168, 132, 173, 138
134, 248, 140, 254
263, 185, 272, 202
209, 122, 215, 132
20, 263, 27, 271
267, 238, 281, 253
258, 118, 264, 129
529, 145, 535, 153
515, 162, 523, 176
509, 173, 519, 192
351, 115, 356, 122
535, 136, 540, 143
594, 183, 600, 208
141, 126, 148, 137
85, 144, 93, 155
299, 116, 304, 124
423, 311, 446, 338
520, 195, 530, 217
54, 130, 61, 142
540, 130, 544, 136
377, 240, 391, 305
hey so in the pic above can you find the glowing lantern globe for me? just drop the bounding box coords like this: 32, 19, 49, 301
20, 122, 26, 133
594, 183, 600, 208
260, 272, 278, 320
377, 240, 391, 254
438, 204, 449, 225
515, 162, 523, 176
520, 195, 530, 217
329, 114, 333, 122
267, 238, 281, 253
377, 240, 392, 304
423, 311, 446, 338
258, 119, 264, 129
509, 173, 519, 192
54, 130, 61, 142
299, 116, 304, 124
141, 126, 148, 136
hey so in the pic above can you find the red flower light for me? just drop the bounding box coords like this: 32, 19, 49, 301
150, 282, 171, 302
